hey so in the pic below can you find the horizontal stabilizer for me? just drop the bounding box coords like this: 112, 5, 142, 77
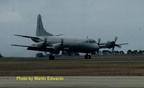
11, 44, 31, 47
14, 34, 41, 40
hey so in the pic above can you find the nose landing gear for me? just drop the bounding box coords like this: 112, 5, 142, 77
85, 53, 91, 59
49, 54, 55, 60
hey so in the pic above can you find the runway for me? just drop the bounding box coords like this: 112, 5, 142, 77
0, 55, 144, 76
1, 54, 144, 62
0, 76, 144, 88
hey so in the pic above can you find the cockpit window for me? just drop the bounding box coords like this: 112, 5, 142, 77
89, 40, 96, 43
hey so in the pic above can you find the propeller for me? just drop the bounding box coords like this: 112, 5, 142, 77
96, 38, 101, 55
96, 36, 128, 53
43, 37, 47, 46
114, 36, 118, 43
61, 38, 64, 55
97, 38, 101, 46
36, 37, 47, 48
111, 36, 122, 52
42, 37, 48, 55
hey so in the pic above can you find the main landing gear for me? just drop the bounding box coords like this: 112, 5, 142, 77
49, 54, 55, 60
49, 53, 92, 60
85, 53, 91, 59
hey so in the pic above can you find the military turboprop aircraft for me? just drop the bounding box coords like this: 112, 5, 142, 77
12, 14, 99, 60
98, 37, 128, 51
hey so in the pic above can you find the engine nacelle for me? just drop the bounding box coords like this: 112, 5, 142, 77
32, 43, 44, 48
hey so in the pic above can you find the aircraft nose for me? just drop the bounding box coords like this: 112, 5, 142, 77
93, 44, 99, 50
94, 44, 99, 50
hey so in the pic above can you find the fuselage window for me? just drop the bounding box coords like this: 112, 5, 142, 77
85, 40, 96, 44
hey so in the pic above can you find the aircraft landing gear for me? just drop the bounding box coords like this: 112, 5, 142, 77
85, 53, 91, 59
49, 54, 55, 60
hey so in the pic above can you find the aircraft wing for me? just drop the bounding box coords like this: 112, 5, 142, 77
11, 44, 59, 52
98, 45, 107, 48
117, 43, 128, 45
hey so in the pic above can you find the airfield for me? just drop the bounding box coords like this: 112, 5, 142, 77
0, 54, 144, 76
1, 55, 144, 88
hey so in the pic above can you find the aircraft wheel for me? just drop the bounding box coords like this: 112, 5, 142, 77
85, 55, 87, 59
49, 55, 55, 60
88, 55, 91, 59
85, 55, 91, 59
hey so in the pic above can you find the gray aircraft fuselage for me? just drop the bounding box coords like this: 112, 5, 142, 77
36, 36, 99, 53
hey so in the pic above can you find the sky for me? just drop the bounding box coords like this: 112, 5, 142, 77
0, 0, 144, 57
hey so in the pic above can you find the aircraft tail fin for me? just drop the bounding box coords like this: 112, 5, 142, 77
36, 14, 53, 36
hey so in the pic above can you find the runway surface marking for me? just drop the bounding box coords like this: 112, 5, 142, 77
0, 76, 144, 88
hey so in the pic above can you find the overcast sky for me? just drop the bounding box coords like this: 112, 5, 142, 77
0, 0, 144, 57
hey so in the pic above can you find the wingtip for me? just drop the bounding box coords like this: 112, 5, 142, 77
14, 34, 21, 36
14, 34, 18, 36
11, 44, 17, 46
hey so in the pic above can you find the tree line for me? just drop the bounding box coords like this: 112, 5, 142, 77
98, 50, 144, 55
